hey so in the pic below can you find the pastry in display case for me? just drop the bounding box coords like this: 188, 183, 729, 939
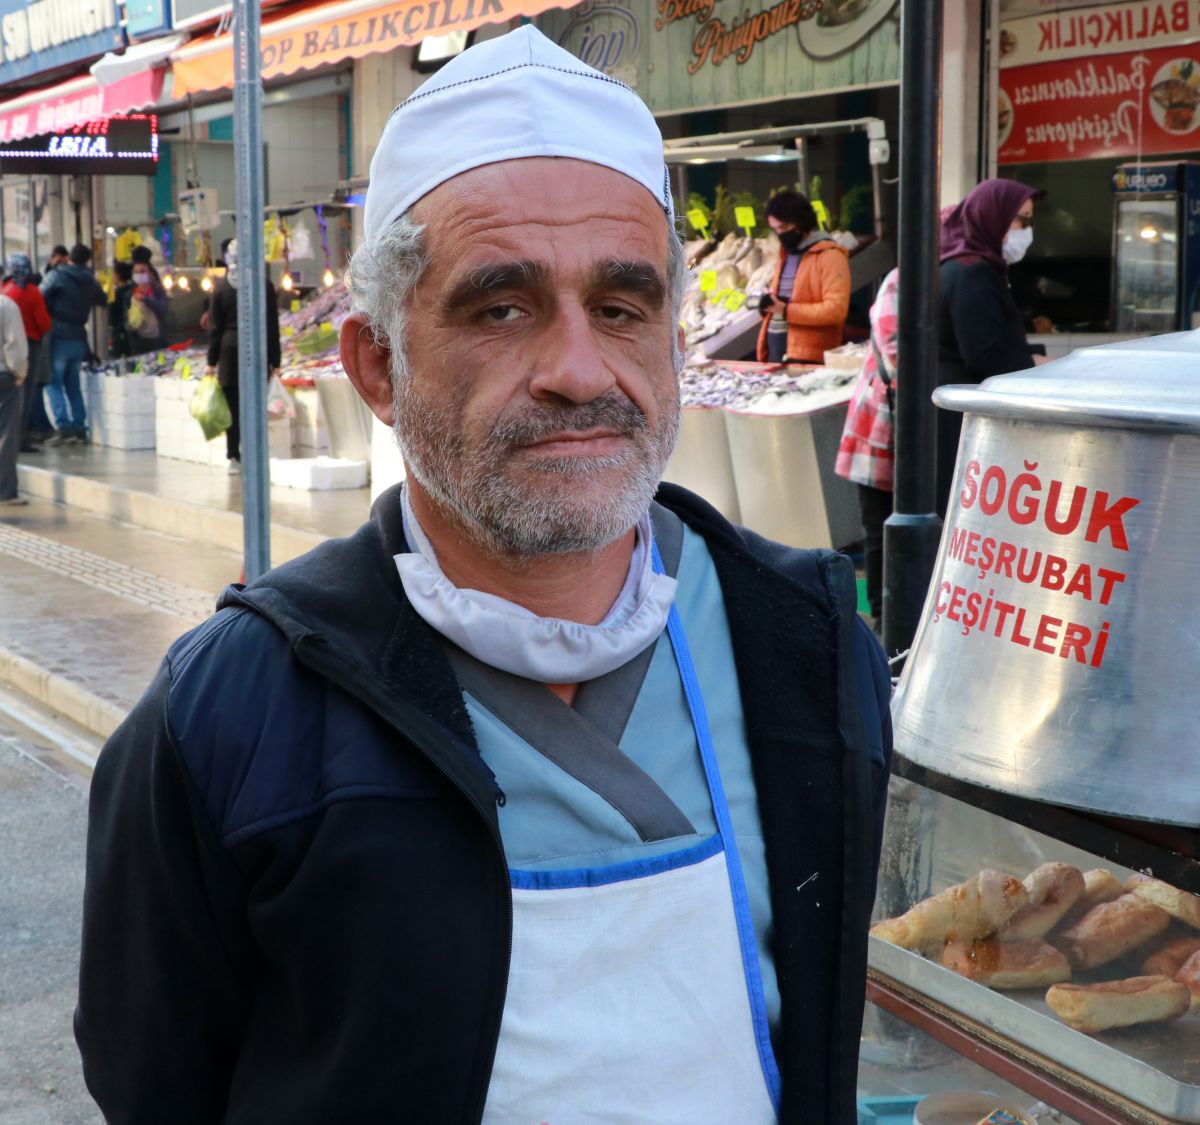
870, 781, 1200, 1121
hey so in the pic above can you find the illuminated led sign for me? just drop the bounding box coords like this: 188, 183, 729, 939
0, 114, 158, 174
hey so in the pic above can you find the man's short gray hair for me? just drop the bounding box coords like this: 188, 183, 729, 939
345, 210, 689, 373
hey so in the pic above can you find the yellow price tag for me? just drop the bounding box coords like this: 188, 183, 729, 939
735, 205, 756, 233
724, 290, 747, 311
179, 360, 192, 380
711, 288, 731, 303
812, 200, 831, 230
687, 208, 711, 238
320, 321, 333, 332
284, 326, 295, 337
290, 299, 300, 313
699, 270, 717, 292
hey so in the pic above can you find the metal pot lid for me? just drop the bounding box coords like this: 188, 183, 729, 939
896, 330, 1200, 825
934, 330, 1200, 434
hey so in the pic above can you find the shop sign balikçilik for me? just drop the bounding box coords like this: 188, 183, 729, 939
172, 0, 571, 96
0, 0, 123, 86
998, 0, 1200, 163
536, 0, 899, 114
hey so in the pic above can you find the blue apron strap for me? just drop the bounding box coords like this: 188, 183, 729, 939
652, 542, 783, 1110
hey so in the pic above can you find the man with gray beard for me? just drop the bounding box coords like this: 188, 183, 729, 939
76, 27, 891, 1125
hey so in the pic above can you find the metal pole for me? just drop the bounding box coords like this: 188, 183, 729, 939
232, 0, 271, 580
870, 161, 884, 241
794, 137, 809, 196
882, 0, 944, 661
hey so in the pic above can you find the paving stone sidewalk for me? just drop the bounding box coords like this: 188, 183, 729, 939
0, 499, 242, 730
0, 739, 99, 1125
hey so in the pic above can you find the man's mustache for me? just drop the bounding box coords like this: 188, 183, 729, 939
487, 394, 649, 448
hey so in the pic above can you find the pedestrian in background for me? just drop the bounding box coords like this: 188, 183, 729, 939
835, 266, 897, 623
757, 189, 851, 364
127, 258, 168, 356
205, 238, 281, 473
44, 245, 67, 276
2, 253, 52, 452
937, 178, 1039, 514
107, 261, 133, 359
0, 290, 30, 505
39, 244, 105, 447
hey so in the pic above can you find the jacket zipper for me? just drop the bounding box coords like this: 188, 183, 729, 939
292, 634, 513, 1125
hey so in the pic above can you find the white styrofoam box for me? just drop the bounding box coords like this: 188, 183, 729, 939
268, 417, 293, 460
88, 375, 160, 450
106, 416, 155, 439
160, 377, 189, 402
157, 393, 203, 461
101, 427, 154, 451
270, 457, 368, 491
290, 386, 330, 454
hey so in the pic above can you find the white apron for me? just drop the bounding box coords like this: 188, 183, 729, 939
482, 546, 781, 1124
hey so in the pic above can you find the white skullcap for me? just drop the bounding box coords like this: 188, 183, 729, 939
363, 25, 673, 243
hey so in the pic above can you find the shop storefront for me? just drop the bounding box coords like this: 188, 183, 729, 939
0, 0, 133, 267
537, 0, 901, 254
63, 0, 897, 546
93, 0, 568, 475
997, 0, 1200, 339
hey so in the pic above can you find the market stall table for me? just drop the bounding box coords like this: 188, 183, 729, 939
668, 358, 861, 549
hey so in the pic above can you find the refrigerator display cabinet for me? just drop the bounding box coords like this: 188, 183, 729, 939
1111, 162, 1200, 334
870, 332, 1200, 1123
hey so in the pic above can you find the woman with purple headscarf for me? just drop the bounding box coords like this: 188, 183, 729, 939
936, 177, 1039, 514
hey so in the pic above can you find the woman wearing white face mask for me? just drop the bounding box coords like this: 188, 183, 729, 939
126, 250, 168, 356
935, 177, 1039, 515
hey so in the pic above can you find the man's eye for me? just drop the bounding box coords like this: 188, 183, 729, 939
483, 305, 523, 322
597, 305, 635, 322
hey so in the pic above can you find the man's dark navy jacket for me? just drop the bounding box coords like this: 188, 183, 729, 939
76, 483, 892, 1124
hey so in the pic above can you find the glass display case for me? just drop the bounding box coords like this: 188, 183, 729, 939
870, 777, 1200, 1122
1112, 196, 1179, 334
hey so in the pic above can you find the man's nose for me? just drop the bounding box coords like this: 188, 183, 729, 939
527, 300, 616, 404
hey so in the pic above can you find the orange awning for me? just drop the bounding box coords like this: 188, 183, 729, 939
171, 0, 567, 98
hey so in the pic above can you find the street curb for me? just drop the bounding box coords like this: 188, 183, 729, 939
16, 464, 325, 565
0, 644, 127, 742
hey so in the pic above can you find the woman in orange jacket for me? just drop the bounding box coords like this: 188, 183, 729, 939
756, 189, 851, 364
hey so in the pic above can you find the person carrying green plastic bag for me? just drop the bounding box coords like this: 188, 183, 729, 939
189, 372, 231, 442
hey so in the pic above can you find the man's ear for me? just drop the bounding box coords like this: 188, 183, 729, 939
340, 314, 394, 426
